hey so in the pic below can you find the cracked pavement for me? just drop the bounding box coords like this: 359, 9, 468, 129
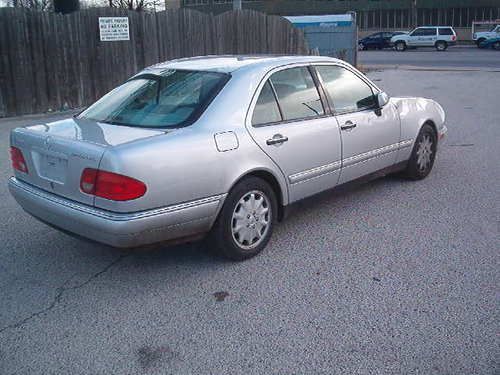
0, 254, 128, 334
1, 61, 499, 374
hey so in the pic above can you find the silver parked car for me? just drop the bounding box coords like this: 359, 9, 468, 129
9, 55, 447, 260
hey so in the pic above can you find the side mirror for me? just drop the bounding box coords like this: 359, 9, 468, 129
377, 91, 390, 108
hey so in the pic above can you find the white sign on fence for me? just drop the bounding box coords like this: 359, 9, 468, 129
99, 17, 130, 41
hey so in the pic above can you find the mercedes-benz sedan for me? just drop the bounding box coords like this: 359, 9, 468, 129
9, 55, 447, 260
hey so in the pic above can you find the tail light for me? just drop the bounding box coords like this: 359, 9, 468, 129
10, 146, 28, 173
80, 168, 146, 201
452, 35, 456, 41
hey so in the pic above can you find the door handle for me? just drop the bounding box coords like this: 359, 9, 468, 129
340, 121, 357, 131
266, 134, 288, 146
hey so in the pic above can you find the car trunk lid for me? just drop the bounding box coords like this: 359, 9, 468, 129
10, 117, 166, 206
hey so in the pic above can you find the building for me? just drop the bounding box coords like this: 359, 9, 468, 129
175, 1, 500, 32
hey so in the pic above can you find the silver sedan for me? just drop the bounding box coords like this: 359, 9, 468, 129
9, 55, 447, 260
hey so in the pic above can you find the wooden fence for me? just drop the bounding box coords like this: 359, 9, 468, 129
0, 7, 311, 117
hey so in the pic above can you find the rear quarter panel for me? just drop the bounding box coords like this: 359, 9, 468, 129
94, 71, 289, 213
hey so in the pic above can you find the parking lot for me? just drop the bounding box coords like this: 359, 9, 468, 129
1, 48, 499, 374
360, 45, 500, 70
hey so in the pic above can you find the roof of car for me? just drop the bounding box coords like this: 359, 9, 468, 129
143, 55, 343, 74
417, 26, 455, 28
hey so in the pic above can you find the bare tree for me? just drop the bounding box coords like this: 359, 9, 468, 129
9, 0, 52, 10
108, 0, 160, 11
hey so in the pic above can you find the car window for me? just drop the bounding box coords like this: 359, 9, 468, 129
79, 70, 228, 128
422, 28, 437, 36
410, 28, 422, 36
438, 28, 454, 36
252, 81, 282, 126
269, 67, 324, 121
315, 65, 376, 114
411, 28, 436, 37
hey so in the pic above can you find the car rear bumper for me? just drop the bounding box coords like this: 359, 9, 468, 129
9, 177, 226, 248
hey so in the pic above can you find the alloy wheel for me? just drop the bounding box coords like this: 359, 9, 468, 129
416, 134, 434, 172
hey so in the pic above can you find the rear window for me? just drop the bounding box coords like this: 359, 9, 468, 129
439, 28, 454, 36
269, 67, 324, 121
252, 81, 282, 125
78, 70, 229, 128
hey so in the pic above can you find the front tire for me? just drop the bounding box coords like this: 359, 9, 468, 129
395, 41, 407, 51
493, 41, 500, 50
477, 38, 486, 48
208, 177, 277, 261
403, 124, 437, 180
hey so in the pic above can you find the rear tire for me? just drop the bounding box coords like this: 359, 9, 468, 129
395, 41, 406, 51
493, 41, 500, 50
358, 42, 365, 51
208, 177, 277, 261
403, 124, 437, 180
435, 41, 448, 51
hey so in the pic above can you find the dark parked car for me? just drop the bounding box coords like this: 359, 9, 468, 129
479, 36, 500, 50
358, 31, 407, 50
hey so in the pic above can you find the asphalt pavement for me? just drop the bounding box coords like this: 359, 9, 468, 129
0, 51, 499, 374
359, 45, 500, 70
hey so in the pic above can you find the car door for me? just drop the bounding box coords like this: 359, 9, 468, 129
247, 66, 342, 203
382, 32, 394, 48
407, 28, 424, 46
367, 33, 381, 48
421, 27, 437, 46
314, 65, 400, 184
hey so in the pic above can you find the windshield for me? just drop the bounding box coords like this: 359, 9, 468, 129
78, 70, 229, 128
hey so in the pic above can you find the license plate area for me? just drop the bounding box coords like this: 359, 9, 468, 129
33, 151, 68, 184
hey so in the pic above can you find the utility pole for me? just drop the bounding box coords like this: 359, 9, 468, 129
233, 0, 241, 11
411, 0, 418, 28
54, 0, 79, 13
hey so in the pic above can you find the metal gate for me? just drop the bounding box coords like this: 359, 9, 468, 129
285, 13, 358, 66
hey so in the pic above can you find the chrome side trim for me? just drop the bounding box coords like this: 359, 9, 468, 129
398, 139, 414, 149
289, 160, 342, 185
287, 139, 414, 184
343, 139, 413, 168
9, 177, 226, 222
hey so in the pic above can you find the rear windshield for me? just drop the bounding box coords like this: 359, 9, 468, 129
78, 70, 229, 128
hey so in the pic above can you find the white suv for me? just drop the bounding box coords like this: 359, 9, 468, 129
473, 25, 500, 47
391, 26, 457, 51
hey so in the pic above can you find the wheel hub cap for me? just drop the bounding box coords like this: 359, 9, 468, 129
416, 134, 434, 171
231, 191, 270, 250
